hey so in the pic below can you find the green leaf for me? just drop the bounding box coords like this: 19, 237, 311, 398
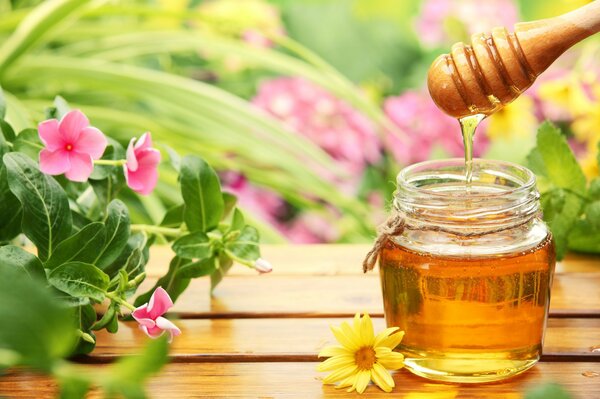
0, 86, 5, 119
229, 208, 245, 232
70, 303, 97, 355
225, 225, 260, 261
160, 204, 184, 228
525, 382, 573, 399
0, 0, 89, 77
59, 375, 90, 399
95, 200, 130, 269
12, 128, 43, 160
4, 152, 72, 261
211, 253, 234, 292
102, 232, 147, 278
0, 119, 15, 142
53, 95, 71, 119
567, 201, 600, 254
176, 257, 216, 279
0, 163, 22, 242
589, 178, 600, 200
180, 155, 224, 233
535, 121, 586, 195
222, 192, 237, 219
134, 256, 191, 306
0, 267, 76, 369
0, 245, 45, 280
48, 262, 110, 302
104, 336, 169, 399
541, 189, 584, 260
45, 222, 106, 269
172, 232, 212, 259
525, 148, 547, 178
89, 140, 125, 181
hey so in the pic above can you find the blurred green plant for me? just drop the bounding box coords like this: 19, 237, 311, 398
527, 122, 600, 259
0, 265, 169, 399
0, 0, 414, 242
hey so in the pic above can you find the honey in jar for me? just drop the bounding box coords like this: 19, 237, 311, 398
378, 159, 555, 383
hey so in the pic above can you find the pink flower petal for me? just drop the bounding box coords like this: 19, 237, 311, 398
134, 132, 153, 151
39, 149, 70, 175
156, 316, 181, 342
132, 304, 152, 321
38, 119, 63, 151
75, 127, 107, 159
140, 324, 165, 339
126, 138, 138, 172
126, 166, 159, 195
146, 287, 173, 319
58, 110, 89, 143
64, 151, 93, 182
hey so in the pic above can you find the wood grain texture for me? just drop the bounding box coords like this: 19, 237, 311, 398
2, 362, 600, 399
135, 272, 600, 318
144, 245, 600, 277
88, 318, 600, 362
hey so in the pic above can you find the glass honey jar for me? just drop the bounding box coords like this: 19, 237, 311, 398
378, 158, 556, 383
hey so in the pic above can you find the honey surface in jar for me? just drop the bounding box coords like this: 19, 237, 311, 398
379, 234, 555, 382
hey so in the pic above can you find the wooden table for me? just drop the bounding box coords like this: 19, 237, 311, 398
2, 245, 600, 398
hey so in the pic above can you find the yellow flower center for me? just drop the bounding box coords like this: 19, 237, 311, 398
355, 346, 376, 370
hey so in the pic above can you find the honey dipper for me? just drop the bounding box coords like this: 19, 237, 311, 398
427, 1, 600, 118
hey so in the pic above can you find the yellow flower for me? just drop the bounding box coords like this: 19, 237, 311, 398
317, 313, 405, 394
486, 96, 537, 140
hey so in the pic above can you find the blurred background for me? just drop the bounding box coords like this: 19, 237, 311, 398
1, 0, 599, 243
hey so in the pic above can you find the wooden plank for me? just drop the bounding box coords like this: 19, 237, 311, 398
135, 273, 600, 318
88, 318, 600, 362
2, 362, 600, 398
144, 245, 600, 277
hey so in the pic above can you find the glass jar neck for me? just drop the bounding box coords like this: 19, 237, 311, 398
393, 159, 540, 235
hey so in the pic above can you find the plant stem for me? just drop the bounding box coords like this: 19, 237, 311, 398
131, 224, 181, 237
94, 159, 126, 166
106, 292, 136, 311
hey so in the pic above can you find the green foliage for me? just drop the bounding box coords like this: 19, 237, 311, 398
180, 155, 224, 233
0, 268, 76, 370
527, 122, 600, 259
0, 245, 45, 279
525, 382, 573, 399
48, 262, 110, 302
45, 222, 106, 269
3, 152, 72, 260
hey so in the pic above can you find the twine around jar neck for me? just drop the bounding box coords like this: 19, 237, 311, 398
362, 214, 405, 273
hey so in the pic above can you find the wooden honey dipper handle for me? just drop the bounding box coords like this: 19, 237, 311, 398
427, 1, 600, 118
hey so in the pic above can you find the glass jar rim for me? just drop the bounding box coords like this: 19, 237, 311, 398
396, 158, 536, 198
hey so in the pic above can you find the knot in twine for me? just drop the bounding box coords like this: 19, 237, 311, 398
362, 214, 405, 273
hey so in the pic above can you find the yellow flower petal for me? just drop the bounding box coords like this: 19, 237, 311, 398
353, 313, 361, 332
375, 346, 392, 357
360, 313, 375, 345
322, 365, 358, 384
372, 362, 395, 392
318, 345, 352, 358
330, 325, 359, 352
354, 369, 371, 394
380, 330, 405, 350
335, 374, 358, 390
373, 327, 399, 347
378, 351, 405, 370
339, 321, 361, 349
316, 355, 355, 372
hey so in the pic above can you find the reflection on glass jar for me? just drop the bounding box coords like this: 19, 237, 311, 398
379, 159, 556, 383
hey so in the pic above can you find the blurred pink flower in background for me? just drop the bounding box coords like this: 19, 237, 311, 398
252, 77, 381, 175
221, 171, 287, 228
285, 211, 340, 244
384, 91, 489, 164
417, 0, 519, 47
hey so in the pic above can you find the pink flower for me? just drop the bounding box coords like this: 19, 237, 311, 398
132, 287, 181, 342
124, 132, 161, 195
38, 110, 107, 182
384, 91, 489, 165
252, 77, 381, 176
254, 258, 273, 273
417, 0, 518, 47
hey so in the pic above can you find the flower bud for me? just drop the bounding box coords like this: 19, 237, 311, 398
254, 258, 273, 274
